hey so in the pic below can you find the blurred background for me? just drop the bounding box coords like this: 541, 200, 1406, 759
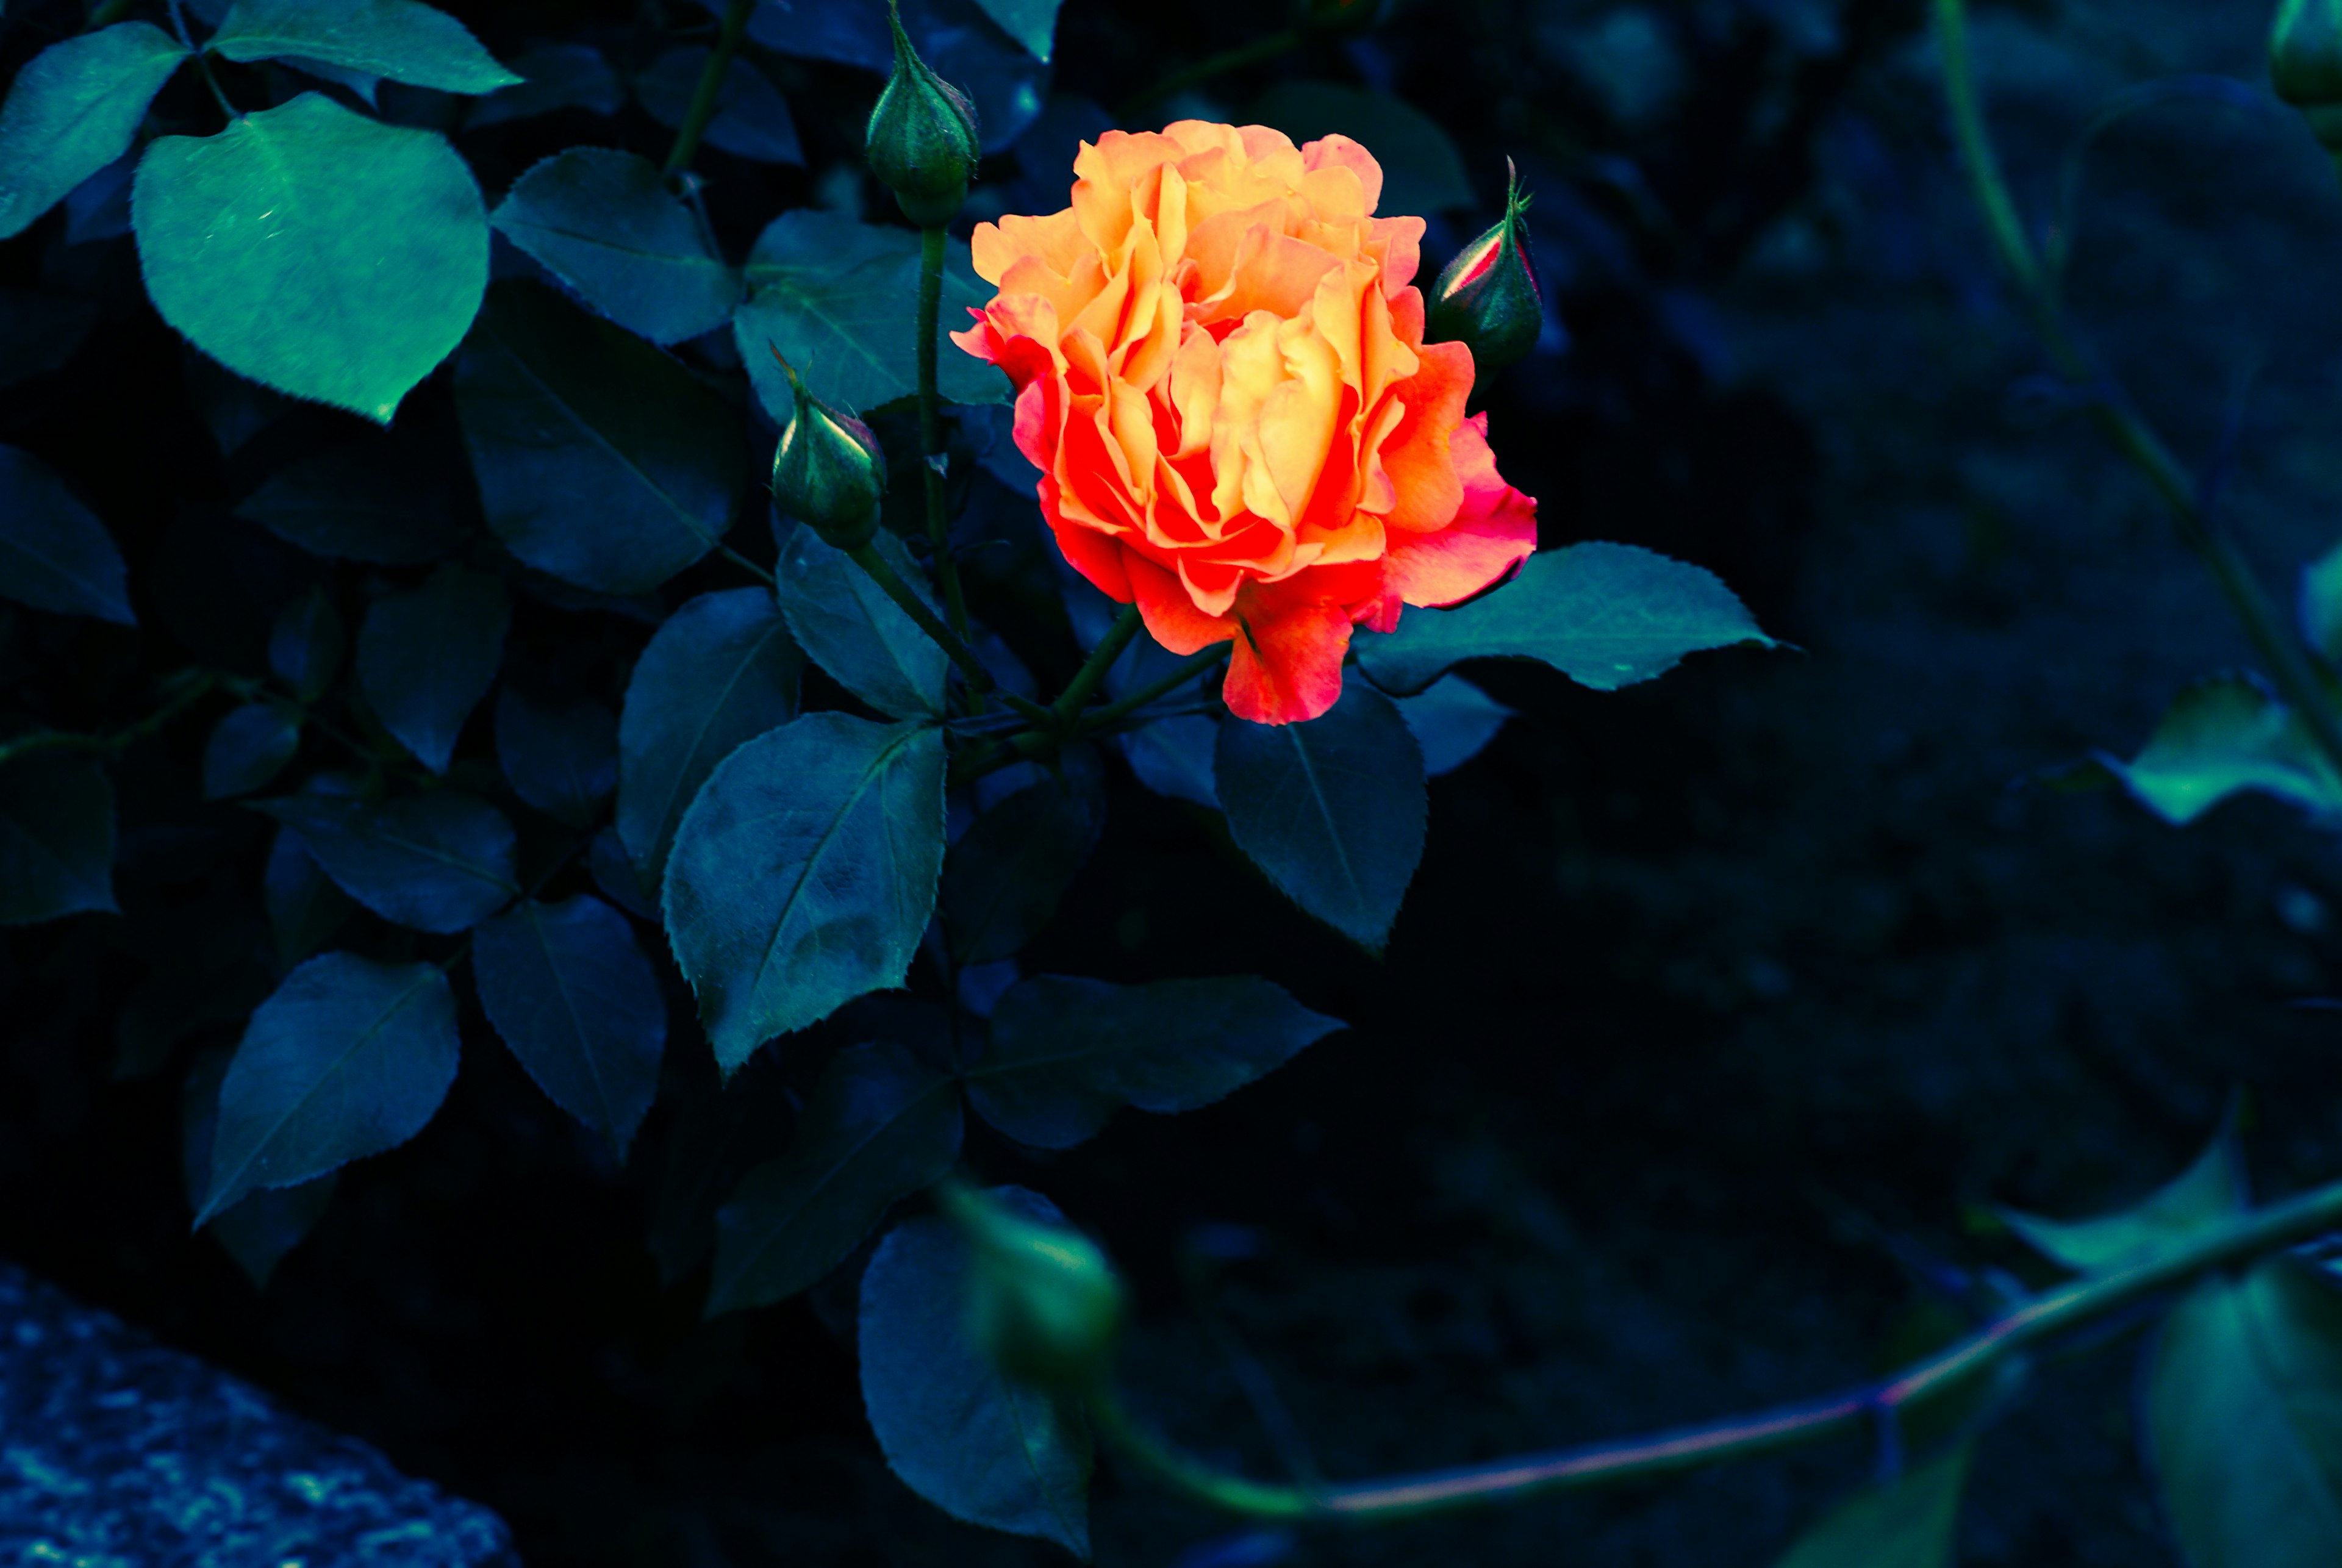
8, 0, 2342, 1561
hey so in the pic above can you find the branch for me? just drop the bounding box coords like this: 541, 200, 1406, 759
662, 0, 756, 177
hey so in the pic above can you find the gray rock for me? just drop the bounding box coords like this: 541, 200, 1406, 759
0, 1259, 517, 1567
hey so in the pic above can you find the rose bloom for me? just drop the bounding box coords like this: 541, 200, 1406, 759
953, 120, 1538, 725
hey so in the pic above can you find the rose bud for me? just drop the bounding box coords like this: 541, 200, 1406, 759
1425, 159, 1542, 376
940, 1180, 1125, 1394
768, 349, 885, 551
2271, 0, 2342, 166
865, 0, 982, 227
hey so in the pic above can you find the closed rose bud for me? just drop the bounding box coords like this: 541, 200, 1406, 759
1425, 159, 1542, 376
865, 0, 981, 227
769, 351, 884, 551
940, 1181, 1125, 1394
2272, 0, 2342, 170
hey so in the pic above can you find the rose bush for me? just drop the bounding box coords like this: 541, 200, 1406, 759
954, 121, 1539, 724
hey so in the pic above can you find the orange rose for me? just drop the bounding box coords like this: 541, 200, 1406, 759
953, 121, 1538, 725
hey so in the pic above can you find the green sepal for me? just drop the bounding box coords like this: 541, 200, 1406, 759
769, 350, 886, 552
865, 0, 980, 227
1424, 159, 1541, 374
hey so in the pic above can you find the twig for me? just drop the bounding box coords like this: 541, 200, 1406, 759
662, 0, 755, 177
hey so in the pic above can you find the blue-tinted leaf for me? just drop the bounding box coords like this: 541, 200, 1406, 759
736, 211, 1010, 416
268, 585, 344, 704
196, 951, 459, 1225
636, 48, 802, 165
453, 281, 743, 595
356, 563, 509, 773
254, 790, 517, 933
970, 975, 1341, 1149
648, 1051, 795, 1283
1250, 81, 1472, 215
0, 23, 187, 242
2304, 539, 2342, 664
1216, 680, 1425, 953
615, 587, 802, 887
971, 0, 1064, 61
1118, 716, 1220, 807
775, 527, 948, 720
664, 714, 947, 1072
747, 0, 1044, 145
707, 1040, 963, 1312
943, 752, 1103, 965
588, 825, 656, 921
1773, 1447, 1970, 1568
489, 148, 742, 345
859, 1190, 1092, 1556
262, 827, 351, 970
209, 0, 520, 93
2100, 672, 2342, 825
181, 1047, 337, 1287
1355, 542, 1773, 696
0, 288, 98, 388
473, 895, 665, 1158
63, 154, 135, 246
0, 445, 133, 625
2148, 1257, 2342, 1568
466, 42, 622, 128
495, 687, 617, 828
132, 93, 489, 424
1396, 673, 1512, 777
2000, 1111, 2245, 1275
282, 55, 380, 106
235, 439, 466, 563
201, 703, 302, 800
0, 756, 116, 923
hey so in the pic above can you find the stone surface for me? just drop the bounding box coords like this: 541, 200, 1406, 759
0, 1258, 516, 1567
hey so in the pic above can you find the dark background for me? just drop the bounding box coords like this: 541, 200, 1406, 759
7, 0, 2342, 1563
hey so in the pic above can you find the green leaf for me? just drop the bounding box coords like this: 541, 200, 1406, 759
262, 828, 351, 970
493, 687, 616, 829
943, 754, 1104, 965
235, 439, 467, 563
472, 896, 666, 1159
615, 587, 802, 889
0, 755, 116, 924
707, 1040, 963, 1312
2100, 673, 2342, 825
2147, 1256, 2342, 1568
1118, 715, 1219, 808
1395, 673, 1512, 778
2300, 538, 2342, 663
1249, 81, 1474, 215
635, 48, 802, 165
268, 586, 344, 704
735, 210, 1010, 416
133, 93, 489, 423
1773, 1447, 1971, 1568
355, 562, 509, 774
859, 1190, 1094, 1558
969, 975, 1344, 1149
663, 714, 947, 1072
254, 790, 517, 934
774, 526, 949, 720
181, 1046, 337, 1287
466, 41, 621, 129
201, 703, 302, 800
1356, 542, 1773, 697
197, 951, 459, 1226
453, 281, 743, 595
1999, 1109, 2246, 1274
970, 0, 1064, 62
489, 148, 741, 346
208, 0, 520, 94
0, 23, 187, 242
0, 445, 134, 625
1215, 679, 1426, 953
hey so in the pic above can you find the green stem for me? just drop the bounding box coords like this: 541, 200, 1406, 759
1055, 606, 1144, 723
1932, 0, 2342, 782
1079, 645, 1229, 733
0, 670, 219, 771
915, 226, 975, 653
662, 0, 756, 177
1117, 26, 1304, 123
946, 726, 1058, 789
1095, 1170, 2342, 1520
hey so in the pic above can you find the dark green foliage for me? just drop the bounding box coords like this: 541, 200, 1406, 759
662, 714, 946, 1071
355, 563, 509, 774
0, 23, 186, 242
1772, 1448, 1971, 1568
707, 1042, 963, 1312
261, 829, 351, 971
267, 587, 344, 704
181, 1047, 338, 1287
942, 750, 1103, 965
859, 1191, 1094, 1558
234, 440, 465, 564
206, 0, 519, 95
1216, 679, 1426, 952
0, 756, 116, 924
0, 445, 134, 625
489, 149, 741, 346
472, 897, 665, 1159
254, 791, 517, 934
774, 528, 947, 719
453, 283, 744, 595
635, 49, 803, 166
466, 42, 621, 129
201, 703, 301, 800
1393, 673, 1511, 777
969, 975, 1343, 1148
493, 687, 617, 830
197, 951, 460, 1225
